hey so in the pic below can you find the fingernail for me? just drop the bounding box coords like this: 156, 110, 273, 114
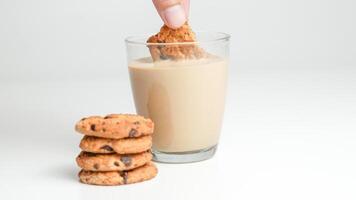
162, 4, 186, 29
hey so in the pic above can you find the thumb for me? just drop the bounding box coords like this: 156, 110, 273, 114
152, 0, 188, 29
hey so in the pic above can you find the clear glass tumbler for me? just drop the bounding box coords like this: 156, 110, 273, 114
125, 32, 230, 163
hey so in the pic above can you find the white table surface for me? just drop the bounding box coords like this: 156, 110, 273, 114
1, 65, 356, 200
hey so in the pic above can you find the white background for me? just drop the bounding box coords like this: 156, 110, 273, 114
0, 0, 355, 199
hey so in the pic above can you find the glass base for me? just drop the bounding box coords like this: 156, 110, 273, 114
152, 145, 217, 163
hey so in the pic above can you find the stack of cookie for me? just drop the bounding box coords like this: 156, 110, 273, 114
75, 114, 157, 186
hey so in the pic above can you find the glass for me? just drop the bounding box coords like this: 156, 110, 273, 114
125, 32, 230, 163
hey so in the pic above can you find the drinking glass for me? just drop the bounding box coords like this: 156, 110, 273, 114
125, 32, 230, 163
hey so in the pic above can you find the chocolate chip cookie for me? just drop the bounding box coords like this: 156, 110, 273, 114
78, 162, 158, 186
76, 151, 152, 171
147, 22, 206, 61
79, 135, 152, 154
75, 114, 154, 139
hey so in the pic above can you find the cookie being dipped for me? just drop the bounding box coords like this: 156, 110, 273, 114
147, 22, 206, 61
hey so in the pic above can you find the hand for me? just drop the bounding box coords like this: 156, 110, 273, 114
152, 0, 190, 29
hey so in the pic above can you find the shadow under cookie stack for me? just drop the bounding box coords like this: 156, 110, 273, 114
75, 114, 157, 186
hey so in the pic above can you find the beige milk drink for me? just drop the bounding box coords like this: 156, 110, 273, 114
129, 56, 228, 153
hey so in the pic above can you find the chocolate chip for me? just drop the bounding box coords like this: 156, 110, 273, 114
85, 152, 96, 157
102, 128, 106, 132
160, 54, 168, 60
128, 128, 138, 137
114, 161, 120, 166
100, 145, 114, 152
93, 163, 99, 170
120, 156, 132, 167
119, 171, 128, 184
133, 121, 140, 125
81, 118, 86, 121
90, 124, 96, 131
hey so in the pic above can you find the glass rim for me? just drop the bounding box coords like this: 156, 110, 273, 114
125, 31, 230, 46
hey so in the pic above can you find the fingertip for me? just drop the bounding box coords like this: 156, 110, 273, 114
182, 0, 190, 18
163, 5, 187, 29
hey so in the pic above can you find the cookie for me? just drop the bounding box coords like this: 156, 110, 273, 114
75, 114, 154, 139
147, 22, 206, 61
78, 162, 158, 186
79, 135, 152, 154
76, 151, 152, 171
